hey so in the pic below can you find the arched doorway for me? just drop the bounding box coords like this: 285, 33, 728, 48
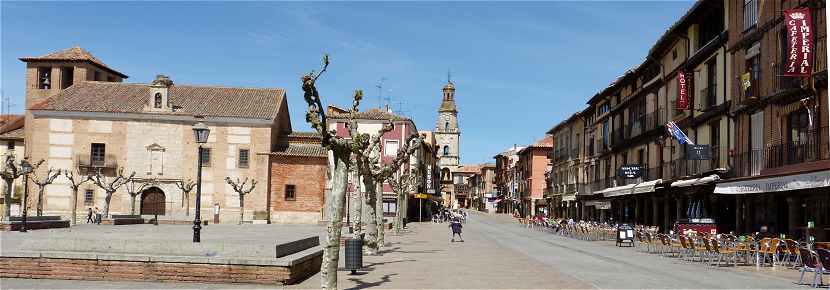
141, 187, 166, 215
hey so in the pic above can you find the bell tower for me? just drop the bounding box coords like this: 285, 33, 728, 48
435, 79, 460, 171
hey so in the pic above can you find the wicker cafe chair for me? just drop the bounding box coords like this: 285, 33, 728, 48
750, 238, 771, 267
798, 248, 824, 288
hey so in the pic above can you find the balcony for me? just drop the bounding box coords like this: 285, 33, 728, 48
698, 85, 717, 111
76, 154, 118, 170
771, 63, 803, 96
731, 127, 829, 178
620, 110, 661, 144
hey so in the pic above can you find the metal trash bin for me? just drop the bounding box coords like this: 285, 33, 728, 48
344, 238, 363, 274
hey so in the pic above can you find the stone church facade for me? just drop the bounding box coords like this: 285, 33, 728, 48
20, 46, 293, 224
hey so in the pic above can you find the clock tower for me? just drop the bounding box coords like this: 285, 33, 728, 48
435, 80, 460, 176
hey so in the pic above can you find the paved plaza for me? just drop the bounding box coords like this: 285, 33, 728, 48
2, 211, 816, 289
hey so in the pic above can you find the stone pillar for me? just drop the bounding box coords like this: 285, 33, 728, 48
663, 197, 670, 232
633, 197, 640, 225
786, 197, 800, 238
675, 196, 684, 221
735, 196, 743, 234
652, 196, 659, 228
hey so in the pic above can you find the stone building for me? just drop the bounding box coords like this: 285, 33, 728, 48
494, 145, 524, 214
20, 46, 292, 223
0, 115, 26, 218
435, 80, 461, 205
547, 112, 586, 219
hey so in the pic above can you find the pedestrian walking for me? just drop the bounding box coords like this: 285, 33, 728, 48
449, 217, 464, 242
94, 207, 102, 225
86, 207, 93, 223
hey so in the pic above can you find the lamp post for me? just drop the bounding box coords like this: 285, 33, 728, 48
192, 121, 210, 243
19, 159, 32, 232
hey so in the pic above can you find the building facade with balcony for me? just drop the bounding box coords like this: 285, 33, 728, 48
494, 145, 524, 214
22, 47, 291, 223
719, 0, 829, 240
517, 136, 553, 217
543, 0, 828, 240
547, 112, 586, 219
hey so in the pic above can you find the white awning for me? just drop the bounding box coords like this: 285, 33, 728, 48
714, 170, 830, 194
562, 194, 576, 202
632, 179, 662, 194
671, 175, 720, 188
599, 184, 636, 197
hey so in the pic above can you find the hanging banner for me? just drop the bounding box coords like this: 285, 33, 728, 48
784, 8, 813, 76
676, 71, 689, 110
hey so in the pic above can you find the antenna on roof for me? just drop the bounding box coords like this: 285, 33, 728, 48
393, 99, 409, 118
375, 77, 386, 109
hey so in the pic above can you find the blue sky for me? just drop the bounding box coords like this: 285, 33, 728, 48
1, 1, 694, 164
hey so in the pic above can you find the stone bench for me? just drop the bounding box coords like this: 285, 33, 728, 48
275, 236, 319, 258
109, 215, 144, 225
6, 216, 69, 231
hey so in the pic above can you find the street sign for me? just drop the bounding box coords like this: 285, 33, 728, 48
415, 193, 429, 199
618, 165, 641, 178
426, 189, 435, 194
686, 144, 712, 160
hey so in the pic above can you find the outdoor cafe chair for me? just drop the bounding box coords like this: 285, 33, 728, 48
710, 238, 738, 267
783, 239, 802, 268
798, 248, 825, 288
749, 238, 771, 267
817, 248, 830, 289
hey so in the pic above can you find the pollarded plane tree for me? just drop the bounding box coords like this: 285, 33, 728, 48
301, 54, 370, 290
30, 164, 61, 216
351, 122, 394, 255
63, 168, 89, 225
124, 177, 150, 215
368, 134, 422, 250
225, 177, 256, 225
89, 167, 135, 218
387, 168, 419, 234
0, 156, 43, 220
175, 179, 196, 216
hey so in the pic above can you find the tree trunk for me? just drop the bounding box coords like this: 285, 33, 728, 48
239, 195, 245, 225
394, 188, 403, 234
37, 187, 45, 216
71, 188, 78, 225
362, 175, 379, 255
186, 192, 190, 216
3, 178, 11, 221
351, 172, 363, 237
375, 182, 385, 249
321, 151, 349, 290
130, 194, 137, 215
103, 192, 113, 218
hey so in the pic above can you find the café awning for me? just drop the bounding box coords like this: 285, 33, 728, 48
632, 179, 662, 194
671, 175, 720, 188
599, 184, 636, 198
714, 170, 830, 194
562, 194, 576, 202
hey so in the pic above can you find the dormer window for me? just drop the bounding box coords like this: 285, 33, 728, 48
154, 93, 163, 108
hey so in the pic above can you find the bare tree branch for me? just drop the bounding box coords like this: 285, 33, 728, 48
225, 177, 257, 225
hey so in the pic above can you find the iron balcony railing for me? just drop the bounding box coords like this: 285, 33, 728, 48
730, 127, 829, 177
76, 154, 118, 169
772, 63, 802, 94
699, 85, 717, 111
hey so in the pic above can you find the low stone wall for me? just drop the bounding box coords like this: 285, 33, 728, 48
0, 249, 322, 285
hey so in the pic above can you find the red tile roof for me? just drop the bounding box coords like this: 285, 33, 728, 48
32, 81, 285, 120
0, 115, 24, 139
19, 46, 128, 78
327, 106, 409, 121
270, 143, 327, 158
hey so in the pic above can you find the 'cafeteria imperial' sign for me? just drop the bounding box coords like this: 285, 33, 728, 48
714, 170, 830, 194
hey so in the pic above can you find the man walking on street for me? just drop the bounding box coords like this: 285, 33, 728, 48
86, 208, 93, 223
450, 217, 464, 242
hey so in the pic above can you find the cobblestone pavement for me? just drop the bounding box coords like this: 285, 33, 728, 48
2, 212, 816, 289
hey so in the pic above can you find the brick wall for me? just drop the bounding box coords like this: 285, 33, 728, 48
269, 155, 326, 214
0, 256, 320, 285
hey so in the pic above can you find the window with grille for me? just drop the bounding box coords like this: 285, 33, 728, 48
91, 143, 106, 166
238, 149, 250, 168
84, 190, 94, 206
200, 148, 211, 167
284, 184, 296, 201
743, 0, 758, 31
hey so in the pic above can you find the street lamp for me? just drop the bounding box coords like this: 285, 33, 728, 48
192, 121, 210, 243
19, 159, 32, 232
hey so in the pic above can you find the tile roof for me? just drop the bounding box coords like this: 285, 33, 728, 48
19, 46, 128, 78
328, 107, 410, 121
0, 115, 24, 140
270, 143, 327, 158
531, 135, 553, 148
32, 81, 285, 120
